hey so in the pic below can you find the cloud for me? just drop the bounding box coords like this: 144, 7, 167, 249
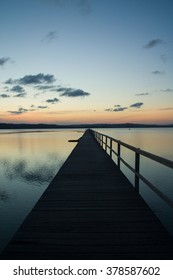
56, 87, 69, 92
60, 88, 90, 97
130, 102, 144, 109
105, 108, 112, 112
135, 93, 149, 96
19, 73, 55, 85
161, 88, 173, 93
152, 70, 164, 75
7, 105, 46, 114
5, 78, 14, 84
46, 98, 60, 104
14, 93, 26, 97
105, 106, 128, 112
0, 57, 11, 66
160, 54, 167, 63
144, 39, 163, 49
37, 106, 49, 109
42, 31, 58, 43
159, 107, 173, 111
7, 85, 26, 97
35, 85, 56, 91
5, 73, 56, 85
3, 86, 9, 91
113, 107, 128, 112
8, 107, 28, 115
76, 0, 92, 15
11, 85, 25, 93
0, 86, 26, 97
55, 86, 91, 98
43, 0, 92, 15
0, 94, 10, 98
4, 74, 90, 102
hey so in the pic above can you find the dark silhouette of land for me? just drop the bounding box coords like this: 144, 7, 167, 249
0, 122, 173, 130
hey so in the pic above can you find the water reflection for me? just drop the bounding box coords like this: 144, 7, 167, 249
97, 127, 173, 160
0, 155, 62, 186
0, 191, 9, 202
0, 129, 84, 253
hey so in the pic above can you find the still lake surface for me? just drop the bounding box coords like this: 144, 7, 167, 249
0, 128, 173, 253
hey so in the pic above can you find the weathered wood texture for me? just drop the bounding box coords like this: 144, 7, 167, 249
1, 130, 173, 259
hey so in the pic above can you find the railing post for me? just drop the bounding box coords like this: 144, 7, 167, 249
101, 134, 103, 148
135, 150, 140, 193
105, 136, 108, 153
110, 139, 112, 158
117, 141, 121, 169
98, 134, 100, 145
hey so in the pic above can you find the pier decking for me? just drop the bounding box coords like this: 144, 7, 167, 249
1, 129, 173, 259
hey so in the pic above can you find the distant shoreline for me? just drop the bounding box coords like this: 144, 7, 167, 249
0, 122, 173, 129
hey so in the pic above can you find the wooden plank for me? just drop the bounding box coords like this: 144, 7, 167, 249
1, 129, 173, 260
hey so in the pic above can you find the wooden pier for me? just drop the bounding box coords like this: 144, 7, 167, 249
1, 129, 173, 260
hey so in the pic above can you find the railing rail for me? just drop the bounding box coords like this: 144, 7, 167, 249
91, 129, 173, 209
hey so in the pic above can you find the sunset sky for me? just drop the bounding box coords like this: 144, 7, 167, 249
0, 0, 173, 124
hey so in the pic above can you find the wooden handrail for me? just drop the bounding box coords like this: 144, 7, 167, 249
91, 129, 173, 209
92, 130, 173, 169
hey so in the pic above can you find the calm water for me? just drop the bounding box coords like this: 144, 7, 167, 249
96, 128, 173, 238
0, 129, 84, 253
0, 128, 173, 254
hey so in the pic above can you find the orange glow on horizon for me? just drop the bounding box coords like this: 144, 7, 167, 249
1, 108, 172, 125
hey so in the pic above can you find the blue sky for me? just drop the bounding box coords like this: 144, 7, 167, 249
0, 0, 173, 124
